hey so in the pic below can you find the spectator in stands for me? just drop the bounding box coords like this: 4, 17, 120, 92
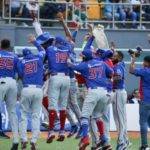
142, 0, 150, 21
73, 3, 87, 28
123, 0, 141, 28
40, 0, 66, 26
0, 1, 2, 17
128, 89, 140, 104
10, 0, 21, 17
104, 0, 126, 29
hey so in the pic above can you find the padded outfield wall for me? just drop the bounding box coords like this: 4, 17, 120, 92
0, 25, 150, 48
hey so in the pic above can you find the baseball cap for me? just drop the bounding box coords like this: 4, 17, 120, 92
22, 48, 32, 56
81, 50, 93, 60
36, 32, 55, 45
96, 48, 105, 55
55, 36, 66, 45
96, 49, 113, 59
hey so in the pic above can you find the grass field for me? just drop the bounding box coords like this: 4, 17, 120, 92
0, 132, 150, 150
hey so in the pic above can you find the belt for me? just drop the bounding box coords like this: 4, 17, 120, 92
113, 88, 125, 92
23, 84, 42, 88
51, 72, 69, 76
88, 87, 106, 90
0, 77, 13, 79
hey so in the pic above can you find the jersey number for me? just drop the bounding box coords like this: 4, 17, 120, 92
0, 58, 14, 70
89, 67, 103, 79
56, 52, 68, 63
25, 61, 37, 74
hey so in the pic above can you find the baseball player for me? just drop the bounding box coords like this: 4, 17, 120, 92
32, 13, 75, 142
90, 49, 114, 150
0, 39, 19, 150
68, 34, 114, 150
129, 55, 150, 150
33, 30, 73, 142
111, 51, 129, 150
57, 15, 82, 137
17, 36, 45, 150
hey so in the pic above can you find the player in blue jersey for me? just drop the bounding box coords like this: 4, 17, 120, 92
129, 55, 150, 150
57, 13, 82, 138
0, 39, 19, 150
32, 28, 73, 143
68, 40, 113, 150
17, 35, 45, 150
112, 51, 129, 150
90, 48, 114, 150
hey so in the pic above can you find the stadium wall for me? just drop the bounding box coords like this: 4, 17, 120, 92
0, 25, 150, 48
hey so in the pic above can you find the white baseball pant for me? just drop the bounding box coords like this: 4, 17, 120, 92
19, 86, 43, 143
0, 77, 19, 143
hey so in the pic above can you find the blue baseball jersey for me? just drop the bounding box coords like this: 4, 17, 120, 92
17, 52, 44, 86
132, 67, 150, 103
113, 61, 125, 89
46, 44, 71, 74
71, 59, 113, 89
0, 50, 18, 78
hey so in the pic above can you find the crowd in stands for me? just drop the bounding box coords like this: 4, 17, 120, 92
0, 0, 150, 29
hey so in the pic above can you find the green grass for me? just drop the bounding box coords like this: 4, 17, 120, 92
0, 136, 147, 150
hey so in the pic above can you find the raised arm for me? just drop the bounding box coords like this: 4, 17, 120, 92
57, 12, 72, 41
30, 10, 43, 36
83, 35, 95, 51
28, 34, 45, 59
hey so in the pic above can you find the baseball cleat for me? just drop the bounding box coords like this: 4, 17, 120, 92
96, 141, 112, 150
10, 143, 19, 150
91, 147, 99, 150
116, 143, 127, 150
0, 132, 10, 139
67, 125, 78, 138
30, 142, 38, 150
57, 133, 65, 142
139, 145, 150, 150
126, 140, 132, 148
46, 132, 55, 143
21, 141, 28, 150
102, 145, 112, 150
79, 136, 90, 150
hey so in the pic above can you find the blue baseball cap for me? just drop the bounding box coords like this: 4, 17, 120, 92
55, 36, 66, 45
96, 49, 113, 59
96, 48, 105, 55
36, 32, 55, 45
22, 48, 32, 56
81, 50, 93, 60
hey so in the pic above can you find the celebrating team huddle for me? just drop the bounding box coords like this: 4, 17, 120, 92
0, 11, 150, 150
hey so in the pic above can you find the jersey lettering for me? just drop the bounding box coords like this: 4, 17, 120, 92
89, 67, 103, 79
25, 61, 37, 74
0, 57, 14, 70
56, 52, 68, 63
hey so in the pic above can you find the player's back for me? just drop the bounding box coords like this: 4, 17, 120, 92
46, 46, 70, 74
82, 59, 113, 89
0, 50, 18, 78
18, 54, 44, 86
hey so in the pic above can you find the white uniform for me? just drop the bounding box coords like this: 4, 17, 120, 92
67, 78, 81, 125
0, 77, 19, 143
48, 74, 70, 110
19, 86, 43, 143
